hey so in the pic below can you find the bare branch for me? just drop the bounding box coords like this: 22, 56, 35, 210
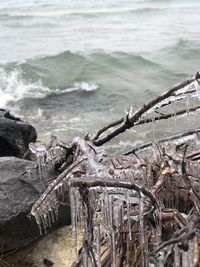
30, 158, 86, 216
151, 215, 200, 258
135, 104, 200, 126
125, 128, 200, 155
69, 177, 158, 208
93, 73, 200, 146
93, 118, 124, 141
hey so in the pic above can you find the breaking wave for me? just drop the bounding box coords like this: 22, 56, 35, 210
0, 50, 161, 107
0, 66, 99, 107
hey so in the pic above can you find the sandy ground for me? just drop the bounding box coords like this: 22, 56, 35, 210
1, 226, 78, 267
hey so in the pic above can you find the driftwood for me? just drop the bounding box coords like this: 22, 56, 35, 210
29, 73, 200, 266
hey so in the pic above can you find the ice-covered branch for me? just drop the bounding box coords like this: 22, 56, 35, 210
29, 73, 200, 266
125, 128, 200, 155
93, 73, 200, 146
151, 215, 200, 259
69, 177, 158, 208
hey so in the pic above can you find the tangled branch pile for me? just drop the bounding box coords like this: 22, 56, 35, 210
29, 73, 200, 266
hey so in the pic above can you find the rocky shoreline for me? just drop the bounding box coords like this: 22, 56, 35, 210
0, 109, 71, 255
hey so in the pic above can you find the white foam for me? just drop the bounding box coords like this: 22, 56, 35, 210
65, 82, 99, 93
0, 67, 50, 107
0, 67, 99, 108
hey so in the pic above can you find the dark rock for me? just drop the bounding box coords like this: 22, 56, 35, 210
0, 109, 37, 159
0, 157, 71, 253
43, 258, 54, 267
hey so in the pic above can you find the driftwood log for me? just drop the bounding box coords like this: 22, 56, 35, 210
29, 73, 200, 266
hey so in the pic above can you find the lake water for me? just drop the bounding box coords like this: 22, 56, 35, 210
0, 0, 200, 149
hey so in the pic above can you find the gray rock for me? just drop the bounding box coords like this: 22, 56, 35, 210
0, 109, 37, 159
0, 157, 71, 253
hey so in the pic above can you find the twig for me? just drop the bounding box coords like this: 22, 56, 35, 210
151, 215, 200, 258
152, 167, 176, 194
124, 128, 200, 155
69, 177, 158, 208
93, 73, 200, 146
135, 104, 200, 126
93, 118, 124, 141
30, 158, 86, 216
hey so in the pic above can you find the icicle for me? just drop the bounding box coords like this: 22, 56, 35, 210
173, 99, 177, 131
186, 95, 190, 130
83, 251, 89, 267
152, 112, 156, 143
29, 142, 46, 156
139, 191, 146, 267
182, 249, 190, 267
110, 232, 116, 267
188, 240, 194, 267
109, 194, 116, 267
158, 207, 163, 244
89, 188, 99, 215
113, 197, 121, 233
54, 201, 59, 222
34, 210, 43, 235
38, 156, 43, 182
162, 245, 173, 266
41, 214, 48, 235
47, 207, 54, 228
46, 195, 57, 227
174, 244, 181, 267
29, 142, 48, 182
126, 190, 132, 241
41, 160, 49, 184
26, 165, 37, 181
196, 80, 200, 101
48, 207, 55, 225
103, 188, 110, 227
93, 225, 101, 267
158, 251, 165, 267
69, 187, 79, 260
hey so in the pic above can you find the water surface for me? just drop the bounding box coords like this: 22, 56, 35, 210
0, 0, 200, 149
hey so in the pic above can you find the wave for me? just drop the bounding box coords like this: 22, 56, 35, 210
0, 50, 171, 108
162, 39, 200, 56
0, 5, 180, 21
1, 3, 198, 21
0, 66, 99, 107
0, 68, 49, 107
35, 50, 159, 71
0, 7, 164, 21
2, 50, 159, 83
154, 39, 200, 74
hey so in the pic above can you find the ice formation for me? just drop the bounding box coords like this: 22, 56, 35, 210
29, 74, 200, 266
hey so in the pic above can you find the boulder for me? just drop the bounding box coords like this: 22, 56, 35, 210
0, 109, 37, 159
0, 157, 71, 253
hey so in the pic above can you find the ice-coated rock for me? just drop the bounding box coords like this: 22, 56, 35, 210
0, 157, 71, 253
